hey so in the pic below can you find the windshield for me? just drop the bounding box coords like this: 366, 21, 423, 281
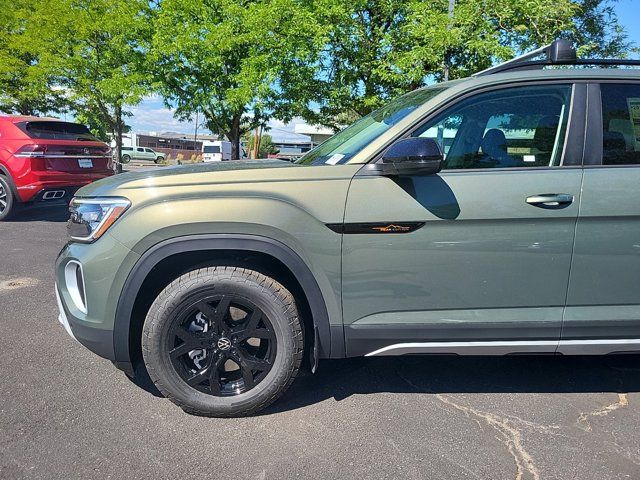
298, 86, 447, 166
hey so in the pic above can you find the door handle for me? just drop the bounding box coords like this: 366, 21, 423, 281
526, 193, 574, 209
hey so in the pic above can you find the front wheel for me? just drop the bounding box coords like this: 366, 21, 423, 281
0, 175, 16, 221
142, 266, 303, 417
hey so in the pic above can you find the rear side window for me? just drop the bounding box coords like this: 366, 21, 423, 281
137, 147, 144, 152
601, 84, 640, 165
17, 121, 96, 140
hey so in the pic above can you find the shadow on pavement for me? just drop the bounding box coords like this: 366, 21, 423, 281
7, 203, 69, 222
264, 354, 640, 415
126, 353, 640, 414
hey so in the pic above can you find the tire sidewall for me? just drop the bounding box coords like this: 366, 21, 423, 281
0, 175, 15, 221
143, 269, 299, 416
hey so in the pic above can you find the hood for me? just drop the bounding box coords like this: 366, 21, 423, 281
76, 159, 299, 197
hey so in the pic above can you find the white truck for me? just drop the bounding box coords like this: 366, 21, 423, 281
201, 140, 232, 162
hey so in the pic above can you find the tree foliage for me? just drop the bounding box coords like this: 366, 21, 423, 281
245, 133, 279, 158
0, 0, 634, 156
292, 0, 633, 129
150, 0, 323, 159
1, 0, 151, 170
0, 1, 68, 115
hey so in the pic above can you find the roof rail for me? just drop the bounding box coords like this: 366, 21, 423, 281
474, 39, 640, 76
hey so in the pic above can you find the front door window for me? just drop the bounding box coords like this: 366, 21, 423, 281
411, 85, 572, 169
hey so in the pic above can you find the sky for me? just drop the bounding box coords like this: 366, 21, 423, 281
617, 0, 640, 57
128, 1, 640, 140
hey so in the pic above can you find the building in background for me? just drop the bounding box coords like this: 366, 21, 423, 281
269, 139, 313, 160
294, 124, 334, 147
114, 132, 222, 160
111, 121, 334, 162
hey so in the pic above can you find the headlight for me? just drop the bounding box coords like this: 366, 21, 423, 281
67, 197, 130, 242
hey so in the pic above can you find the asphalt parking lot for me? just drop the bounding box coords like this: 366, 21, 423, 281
1, 204, 640, 479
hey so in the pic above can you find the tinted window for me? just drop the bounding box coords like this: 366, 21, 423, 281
122, 146, 132, 151
601, 84, 640, 165
203, 146, 221, 153
137, 148, 144, 152
411, 85, 572, 169
145, 148, 154, 153
18, 121, 96, 140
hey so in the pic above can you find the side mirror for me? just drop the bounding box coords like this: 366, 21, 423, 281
379, 137, 443, 176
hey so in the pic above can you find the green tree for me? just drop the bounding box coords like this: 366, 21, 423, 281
293, 0, 633, 129
150, 0, 323, 160
245, 133, 279, 158
19, 0, 152, 171
0, 1, 69, 115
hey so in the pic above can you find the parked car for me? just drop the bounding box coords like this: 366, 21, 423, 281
121, 146, 165, 164
56, 41, 640, 417
0, 116, 113, 220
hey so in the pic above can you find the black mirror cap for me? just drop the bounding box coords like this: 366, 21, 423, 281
378, 137, 443, 176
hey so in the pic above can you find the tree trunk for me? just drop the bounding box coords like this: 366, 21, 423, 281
228, 114, 242, 160
114, 103, 123, 174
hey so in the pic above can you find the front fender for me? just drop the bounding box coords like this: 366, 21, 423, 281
113, 234, 343, 368
106, 169, 356, 366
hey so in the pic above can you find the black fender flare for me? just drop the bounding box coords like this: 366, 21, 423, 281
113, 234, 341, 369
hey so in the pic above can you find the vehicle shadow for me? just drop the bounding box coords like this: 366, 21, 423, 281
7, 203, 69, 222
127, 353, 640, 414
264, 354, 640, 415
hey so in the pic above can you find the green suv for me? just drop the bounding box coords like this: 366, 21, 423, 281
55, 41, 640, 416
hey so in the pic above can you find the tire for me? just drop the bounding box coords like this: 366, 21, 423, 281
142, 266, 303, 417
155, 156, 164, 164
0, 175, 15, 221
121, 154, 131, 164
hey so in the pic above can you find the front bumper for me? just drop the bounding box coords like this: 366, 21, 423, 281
55, 285, 76, 340
55, 281, 117, 359
55, 234, 141, 364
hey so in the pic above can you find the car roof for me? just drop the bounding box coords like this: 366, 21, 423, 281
0, 114, 67, 123
452, 67, 639, 89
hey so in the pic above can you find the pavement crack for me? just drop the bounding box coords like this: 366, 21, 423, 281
436, 394, 540, 480
395, 367, 540, 480
577, 393, 629, 432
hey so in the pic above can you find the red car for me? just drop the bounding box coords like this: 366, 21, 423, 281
0, 115, 113, 220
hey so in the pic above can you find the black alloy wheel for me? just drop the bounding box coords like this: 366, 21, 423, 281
167, 294, 277, 396
142, 266, 304, 417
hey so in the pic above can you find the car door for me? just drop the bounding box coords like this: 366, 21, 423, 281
562, 82, 640, 353
145, 148, 156, 160
342, 83, 586, 356
135, 147, 145, 160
